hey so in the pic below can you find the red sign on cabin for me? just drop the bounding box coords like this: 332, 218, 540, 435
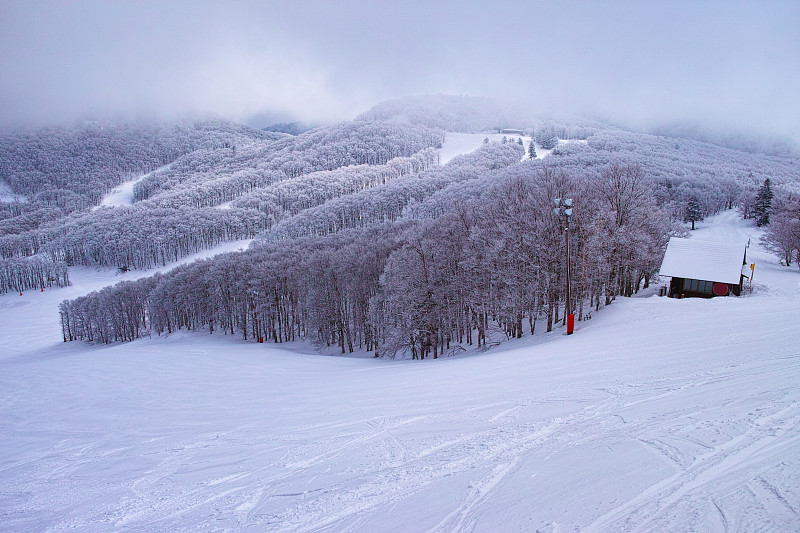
712, 282, 729, 296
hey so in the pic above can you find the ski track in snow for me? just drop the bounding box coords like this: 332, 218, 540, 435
1, 210, 800, 532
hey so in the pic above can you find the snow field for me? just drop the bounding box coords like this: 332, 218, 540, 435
1, 211, 799, 531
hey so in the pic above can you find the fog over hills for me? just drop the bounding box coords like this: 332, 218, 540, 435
1, 1, 798, 146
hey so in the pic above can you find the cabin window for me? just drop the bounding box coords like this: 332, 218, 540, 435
683, 279, 712, 293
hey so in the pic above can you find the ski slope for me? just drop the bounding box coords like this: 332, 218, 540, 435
98, 164, 172, 208
1, 211, 799, 532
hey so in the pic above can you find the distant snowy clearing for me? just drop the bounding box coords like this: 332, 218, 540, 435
2, 212, 800, 531
0, 180, 26, 203
97, 164, 172, 207
440, 132, 532, 164
439, 132, 587, 164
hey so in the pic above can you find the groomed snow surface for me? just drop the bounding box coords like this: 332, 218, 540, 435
2, 211, 800, 532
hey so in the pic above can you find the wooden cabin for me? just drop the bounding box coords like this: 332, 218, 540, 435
659, 237, 748, 298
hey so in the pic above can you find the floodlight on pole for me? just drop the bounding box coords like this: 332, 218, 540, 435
553, 198, 575, 335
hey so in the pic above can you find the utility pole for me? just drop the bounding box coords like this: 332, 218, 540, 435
554, 198, 574, 334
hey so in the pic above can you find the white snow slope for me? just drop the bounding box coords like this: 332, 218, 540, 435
0, 180, 26, 203
98, 165, 172, 208
2, 211, 799, 532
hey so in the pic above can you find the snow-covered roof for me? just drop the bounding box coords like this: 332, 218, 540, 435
659, 237, 746, 284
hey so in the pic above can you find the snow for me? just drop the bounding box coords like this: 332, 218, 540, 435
0, 239, 251, 360
2, 211, 800, 531
439, 132, 534, 164
660, 237, 747, 284
438, 133, 586, 165
98, 164, 172, 208
0, 180, 27, 203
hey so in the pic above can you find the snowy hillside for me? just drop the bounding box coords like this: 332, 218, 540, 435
1, 211, 799, 531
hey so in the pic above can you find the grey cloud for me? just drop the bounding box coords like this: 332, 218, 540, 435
1, 1, 798, 142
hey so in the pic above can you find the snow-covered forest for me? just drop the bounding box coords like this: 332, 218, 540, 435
3, 96, 797, 357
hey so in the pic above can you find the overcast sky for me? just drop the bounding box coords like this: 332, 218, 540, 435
1, 1, 798, 140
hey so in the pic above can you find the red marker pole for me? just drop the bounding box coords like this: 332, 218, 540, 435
555, 198, 575, 335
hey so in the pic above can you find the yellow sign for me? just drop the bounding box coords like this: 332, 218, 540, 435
751, 263, 755, 270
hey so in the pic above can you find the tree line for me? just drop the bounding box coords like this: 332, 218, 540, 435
230, 149, 439, 215
1, 121, 445, 272
60, 163, 674, 359
1, 206, 267, 269
0, 120, 268, 220
0, 255, 69, 295
759, 178, 800, 268
264, 142, 524, 241
132, 122, 443, 204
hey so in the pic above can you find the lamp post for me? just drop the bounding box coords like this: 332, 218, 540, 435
553, 198, 574, 334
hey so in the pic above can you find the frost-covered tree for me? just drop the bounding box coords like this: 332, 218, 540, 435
535, 123, 559, 150
0, 255, 69, 294
753, 178, 774, 226
684, 198, 703, 230
762, 196, 800, 267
